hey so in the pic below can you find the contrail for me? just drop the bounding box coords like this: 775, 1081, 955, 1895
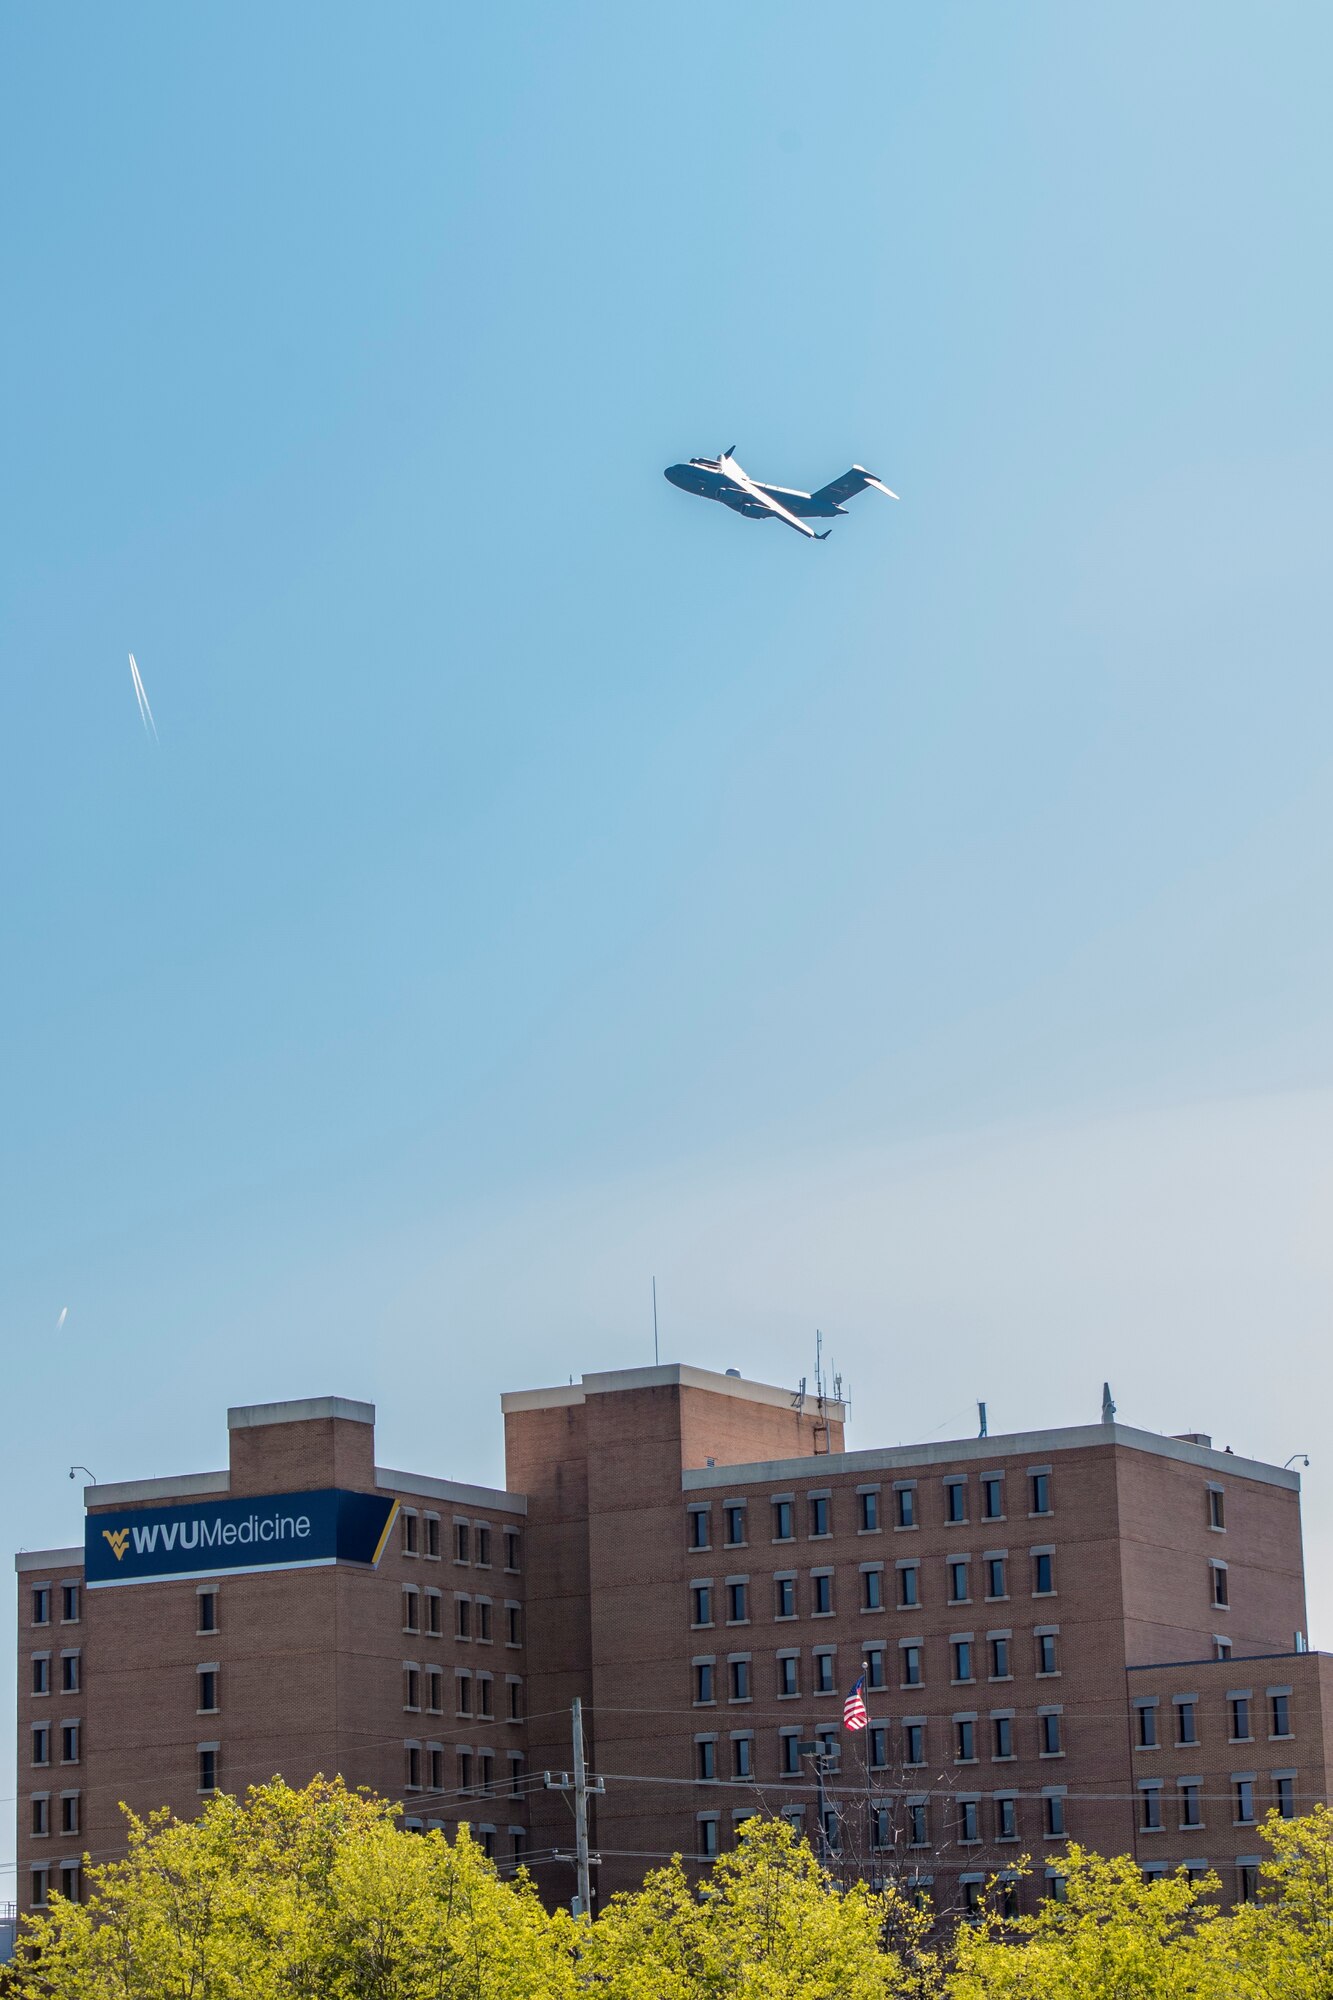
56, 1307, 68, 1332
128, 652, 158, 742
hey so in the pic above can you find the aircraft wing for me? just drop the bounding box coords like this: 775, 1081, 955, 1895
732, 476, 819, 538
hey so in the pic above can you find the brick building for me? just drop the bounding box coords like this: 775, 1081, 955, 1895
14, 1365, 1330, 1917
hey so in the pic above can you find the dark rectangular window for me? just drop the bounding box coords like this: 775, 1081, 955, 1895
866, 1648, 885, 1689
60, 1725, 79, 1764
1235, 1779, 1255, 1823
456, 1676, 472, 1716
402, 1511, 418, 1555
32, 1587, 50, 1626
59, 1863, 81, 1904
901, 1645, 922, 1687
425, 1516, 440, 1558
1037, 1633, 1058, 1675
1033, 1552, 1054, 1594
1239, 1862, 1259, 1903
725, 1505, 746, 1545
955, 1719, 975, 1760
197, 1591, 218, 1634
31, 1797, 48, 1837
475, 1527, 491, 1566
1231, 1697, 1251, 1740
781, 1733, 801, 1773
475, 1601, 492, 1644
455, 1599, 470, 1639
1045, 1793, 1065, 1836
31, 1657, 49, 1696
946, 1482, 967, 1524
730, 1659, 750, 1701
689, 1511, 709, 1550
1030, 1472, 1051, 1515
60, 1794, 80, 1836
455, 1523, 470, 1563
813, 1573, 832, 1615
403, 1590, 420, 1634
814, 1652, 834, 1694
775, 1576, 795, 1618
508, 1680, 522, 1721
61, 1585, 79, 1623
1277, 1775, 1295, 1819
1137, 1705, 1157, 1748
427, 1594, 443, 1637
1209, 1488, 1225, 1530
699, 1818, 720, 1858
504, 1530, 520, 1570
773, 1500, 794, 1541
859, 1490, 879, 1532
895, 1487, 916, 1528
982, 1476, 1004, 1520
862, 1569, 882, 1611
949, 1561, 969, 1603
1177, 1700, 1198, 1745
198, 1670, 218, 1712
427, 1669, 443, 1711
32, 1727, 50, 1766
692, 1585, 712, 1626
457, 1751, 473, 1791
1180, 1782, 1201, 1828
778, 1655, 798, 1696
953, 1641, 973, 1682
697, 1740, 715, 1780
993, 1714, 1013, 1758
871, 1803, 890, 1849
986, 1558, 1006, 1599
1141, 1787, 1162, 1830
199, 1748, 217, 1792
997, 1796, 1017, 1840
507, 1604, 521, 1646
1272, 1693, 1291, 1736
1212, 1565, 1229, 1608
476, 1677, 493, 1718
960, 1799, 979, 1841
905, 1723, 924, 1765
990, 1636, 1010, 1679
734, 1736, 752, 1778
870, 1723, 888, 1768
899, 1565, 919, 1608
728, 1582, 747, 1622
429, 1746, 445, 1790
809, 1495, 830, 1537
909, 1801, 928, 1844
1040, 1712, 1062, 1755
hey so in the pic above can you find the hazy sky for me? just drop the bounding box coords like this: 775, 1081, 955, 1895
4, 4, 1332, 1893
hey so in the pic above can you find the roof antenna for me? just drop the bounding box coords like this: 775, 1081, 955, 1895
652, 1277, 659, 1367
1102, 1382, 1117, 1425
977, 1401, 988, 1439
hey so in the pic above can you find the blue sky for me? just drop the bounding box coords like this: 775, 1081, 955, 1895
4, 3, 1333, 1889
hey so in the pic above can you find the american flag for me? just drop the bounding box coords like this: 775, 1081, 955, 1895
843, 1676, 868, 1731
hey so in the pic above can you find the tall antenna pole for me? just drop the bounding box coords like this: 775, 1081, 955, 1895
572, 1696, 592, 1918
652, 1277, 659, 1366
863, 1655, 874, 1882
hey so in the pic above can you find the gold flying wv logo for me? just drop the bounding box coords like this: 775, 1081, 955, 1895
102, 1528, 131, 1562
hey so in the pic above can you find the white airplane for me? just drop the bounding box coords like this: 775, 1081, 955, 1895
664, 447, 898, 540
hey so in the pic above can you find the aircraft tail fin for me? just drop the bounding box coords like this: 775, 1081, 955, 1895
811, 464, 899, 508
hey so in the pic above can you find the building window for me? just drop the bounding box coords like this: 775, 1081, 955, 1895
457, 1750, 473, 1792
898, 1563, 920, 1608
1231, 1696, 1252, 1741
1044, 1791, 1066, 1837
1235, 1779, 1255, 1824
506, 1604, 522, 1647
909, 1801, 928, 1845
477, 1676, 494, 1719
773, 1499, 794, 1541
1211, 1563, 1229, 1608
901, 1644, 922, 1688
781, 1732, 801, 1774
728, 1581, 748, 1623
1179, 1782, 1202, 1829
1238, 1861, 1259, 1903
29, 1867, 49, 1910
1214, 1636, 1232, 1661
960, 1799, 980, 1842
32, 1726, 50, 1767
813, 1652, 834, 1695
1276, 1774, 1296, 1819
425, 1744, 443, 1791
692, 1585, 713, 1627
812, 1572, 833, 1616
32, 1655, 50, 1697
945, 1480, 967, 1524
456, 1673, 473, 1716
402, 1509, 419, 1556
955, 1718, 976, 1761
455, 1598, 472, 1641
475, 1526, 491, 1567
198, 1669, 219, 1714
31, 1796, 49, 1837
197, 1589, 218, 1635
1271, 1691, 1291, 1737
1136, 1703, 1157, 1748
730, 1658, 752, 1702
404, 1665, 421, 1712
198, 1746, 218, 1793
953, 1640, 973, 1683
895, 1485, 916, 1528
734, 1735, 753, 1778
1033, 1551, 1055, 1595
32, 1586, 50, 1626
455, 1522, 470, 1564
777, 1654, 798, 1697
982, 1476, 1004, 1521
61, 1794, 81, 1837
1030, 1471, 1052, 1515
866, 1646, 885, 1690
1176, 1699, 1198, 1745
427, 1668, 443, 1713
697, 1738, 716, 1781
60, 1653, 80, 1694
60, 1725, 79, 1765
474, 1593, 493, 1640
862, 1568, 882, 1611
869, 1722, 888, 1768
695, 1661, 715, 1704
993, 1714, 1014, 1759
775, 1575, 796, 1619
1040, 1711, 1062, 1756
404, 1742, 422, 1790
1208, 1486, 1225, 1531
990, 1635, 1011, 1679
996, 1795, 1017, 1841
1036, 1632, 1058, 1677
699, 1816, 720, 1859
61, 1584, 79, 1623
985, 1557, 1007, 1600
1140, 1784, 1163, 1831
904, 1722, 925, 1765
426, 1591, 443, 1637
424, 1514, 440, 1558
504, 1530, 520, 1571
809, 1495, 830, 1537
724, 1504, 746, 1546
870, 1803, 890, 1850
949, 1561, 970, 1604
403, 1588, 420, 1634
859, 1490, 879, 1532
689, 1509, 710, 1551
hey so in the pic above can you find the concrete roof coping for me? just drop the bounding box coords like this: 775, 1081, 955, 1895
227, 1395, 375, 1431
681, 1423, 1301, 1493
14, 1548, 82, 1573
84, 1471, 231, 1509
375, 1469, 527, 1515
502, 1362, 845, 1422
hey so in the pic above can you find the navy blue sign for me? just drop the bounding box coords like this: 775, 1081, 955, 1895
86, 1488, 399, 1587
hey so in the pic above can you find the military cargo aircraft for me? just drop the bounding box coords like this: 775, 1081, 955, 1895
664, 447, 898, 539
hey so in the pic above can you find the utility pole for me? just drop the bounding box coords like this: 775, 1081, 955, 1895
545, 1697, 604, 1917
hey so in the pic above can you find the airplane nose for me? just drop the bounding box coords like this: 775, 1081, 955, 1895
664, 464, 688, 488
